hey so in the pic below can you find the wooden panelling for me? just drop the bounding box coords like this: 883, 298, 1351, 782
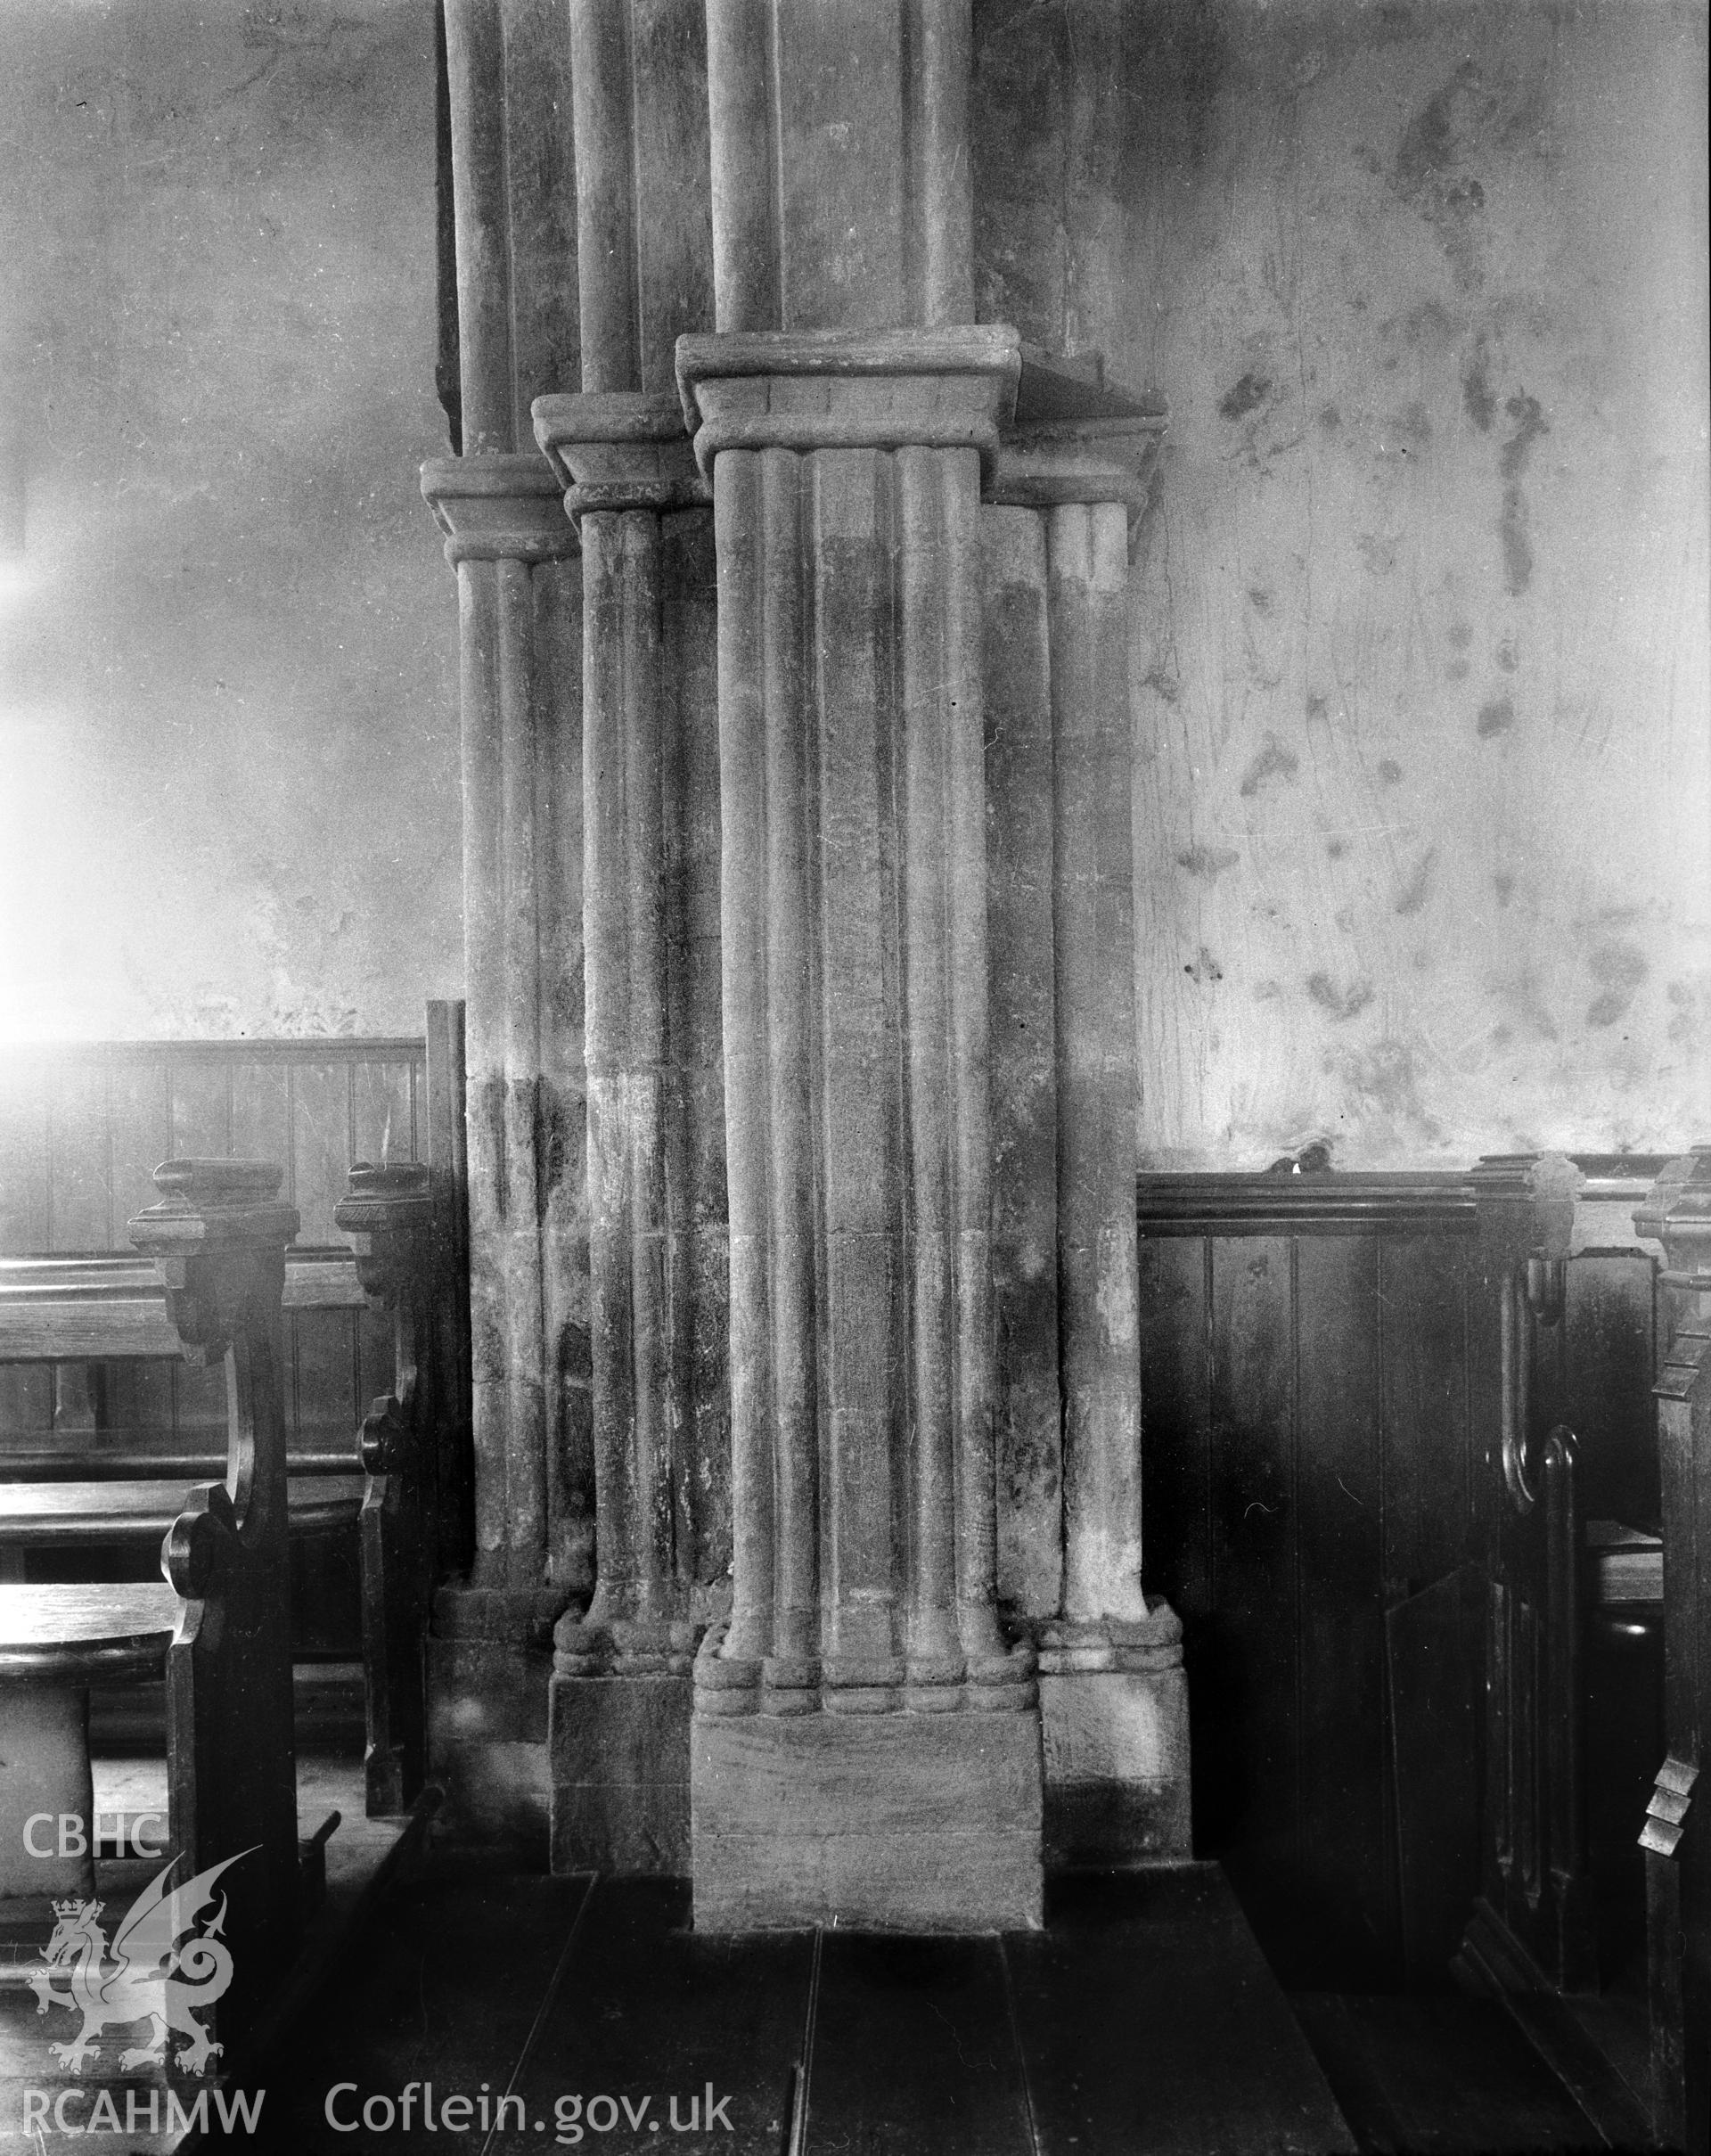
1140, 1169, 1665, 1990
0, 1029, 457, 1674
174, 1353, 229, 1447
0, 1037, 424, 1454
294, 1307, 362, 1447
1380, 1234, 1477, 1601
1559, 1253, 1658, 1529
108, 1061, 172, 1243
0, 1039, 425, 1250
0, 1045, 50, 1439
0, 1056, 49, 1254
49, 1062, 111, 1252
169, 1053, 232, 1159
354, 1054, 416, 1170
1139, 1173, 1480, 1987
1206, 1236, 1297, 1931
1297, 1235, 1388, 1985
229, 1061, 293, 1199
1135, 1237, 1210, 1620
291, 1060, 356, 1247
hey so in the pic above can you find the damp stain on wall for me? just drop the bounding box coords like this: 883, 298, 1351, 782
1121, 0, 1709, 1165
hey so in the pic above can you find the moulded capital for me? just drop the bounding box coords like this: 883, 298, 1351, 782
531, 390, 709, 520
990, 417, 1167, 550
420, 452, 579, 567
675, 324, 1024, 480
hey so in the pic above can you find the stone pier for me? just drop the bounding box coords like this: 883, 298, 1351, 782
424, 0, 1189, 1900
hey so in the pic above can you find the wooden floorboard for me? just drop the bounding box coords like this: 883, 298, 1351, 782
0, 1754, 417, 2156
247, 1863, 595, 2153
804, 1931, 1034, 2155
489, 1875, 814, 2156
16, 1845, 1636, 2156
1006, 1865, 1357, 2156
1289, 1993, 1611, 2156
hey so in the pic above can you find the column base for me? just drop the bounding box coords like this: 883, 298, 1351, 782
426, 1585, 569, 1850
550, 1671, 692, 1875
1033, 1599, 1191, 1867
692, 1705, 1044, 1932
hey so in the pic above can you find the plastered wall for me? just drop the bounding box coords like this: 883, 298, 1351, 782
0, 1, 459, 1041
981, 0, 1709, 1165
2, 0, 1705, 1168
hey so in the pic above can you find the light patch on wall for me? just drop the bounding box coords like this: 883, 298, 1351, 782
0, 1, 462, 1041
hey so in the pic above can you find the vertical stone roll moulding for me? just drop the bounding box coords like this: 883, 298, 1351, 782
534, 389, 723, 1873
424, 0, 590, 1844
528, 0, 724, 1879
989, 412, 1191, 1867
422, 460, 585, 1615
681, 329, 1044, 1932
1050, 499, 1145, 1630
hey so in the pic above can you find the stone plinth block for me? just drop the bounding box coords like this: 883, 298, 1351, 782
551, 1671, 692, 1877
1040, 1666, 1191, 1869
692, 1709, 1044, 1932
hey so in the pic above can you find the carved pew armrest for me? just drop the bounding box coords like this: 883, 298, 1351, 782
127, 1158, 300, 1367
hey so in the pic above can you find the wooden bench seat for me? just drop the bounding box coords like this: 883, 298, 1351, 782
0, 1586, 180, 1924
0, 1579, 177, 1684
0, 1475, 364, 1542
0, 1162, 304, 2067
0, 1160, 440, 1816
0, 1250, 366, 1357
0, 1442, 359, 1480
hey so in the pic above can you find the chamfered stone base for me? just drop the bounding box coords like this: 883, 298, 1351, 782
692, 1707, 1044, 1932
1039, 1665, 1192, 1868
551, 1672, 692, 1876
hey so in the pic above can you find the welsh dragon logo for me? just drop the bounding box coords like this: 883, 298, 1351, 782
28, 1849, 253, 2078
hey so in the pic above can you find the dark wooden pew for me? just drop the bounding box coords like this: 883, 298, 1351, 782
1635, 1147, 1711, 2155
333, 1160, 438, 1816
0, 1160, 302, 2065
0, 1165, 440, 1816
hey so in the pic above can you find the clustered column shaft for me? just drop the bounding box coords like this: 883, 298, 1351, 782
684, 332, 1034, 1717
1050, 501, 1149, 1628
425, 467, 585, 1598
534, 395, 723, 1677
